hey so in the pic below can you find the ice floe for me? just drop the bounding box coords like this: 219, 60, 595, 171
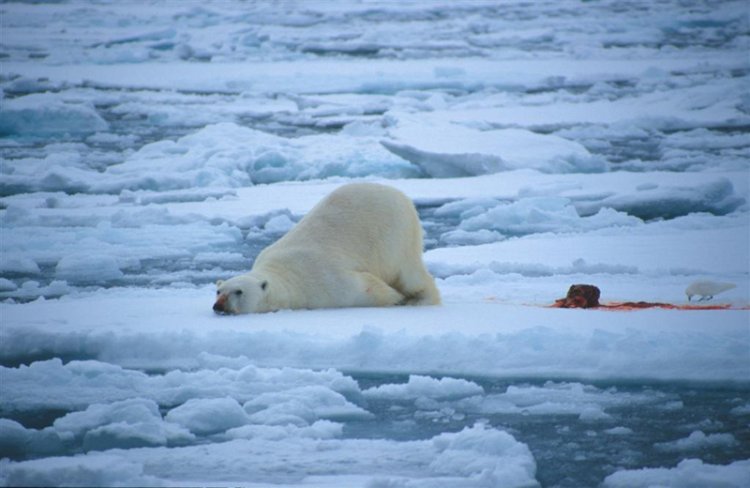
1, 1, 748, 486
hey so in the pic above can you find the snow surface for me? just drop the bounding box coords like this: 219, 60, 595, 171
1, 1, 749, 487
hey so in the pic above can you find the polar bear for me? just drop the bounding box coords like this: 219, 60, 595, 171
213, 183, 441, 314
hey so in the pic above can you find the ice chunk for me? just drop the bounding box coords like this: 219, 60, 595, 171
605, 426, 634, 435
0, 93, 108, 137
0, 257, 40, 275
81, 420, 193, 452
654, 430, 738, 452
243, 385, 372, 426
53, 398, 194, 451
55, 253, 124, 284
102, 122, 416, 192
0, 357, 363, 414
440, 228, 505, 246
0, 278, 18, 292
433, 197, 503, 219
457, 382, 664, 418
0, 454, 157, 488
54, 398, 162, 436
263, 213, 296, 234
0, 420, 66, 459
578, 405, 612, 421
0, 359, 147, 412
430, 423, 538, 487
382, 119, 604, 176
363, 375, 484, 401
603, 458, 750, 488
165, 397, 248, 436
193, 252, 247, 267
224, 420, 343, 441
0, 419, 32, 458
575, 178, 745, 220
458, 197, 640, 236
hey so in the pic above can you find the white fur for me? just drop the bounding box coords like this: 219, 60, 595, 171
214, 183, 441, 314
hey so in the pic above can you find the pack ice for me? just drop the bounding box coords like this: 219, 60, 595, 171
1, 1, 748, 487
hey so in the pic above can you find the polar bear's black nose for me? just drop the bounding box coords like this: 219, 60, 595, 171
213, 295, 227, 314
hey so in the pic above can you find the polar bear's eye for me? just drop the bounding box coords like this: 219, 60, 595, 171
234, 290, 243, 296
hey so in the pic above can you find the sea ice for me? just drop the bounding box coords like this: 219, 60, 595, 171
165, 397, 248, 436
0, 454, 159, 488
243, 386, 373, 426
382, 119, 604, 176
654, 430, 739, 453
603, 459, 750, 488
1, 1, 748, 486
362, 375, 484, 401
0, 93, 108, 137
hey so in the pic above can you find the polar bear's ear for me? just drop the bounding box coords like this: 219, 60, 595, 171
216, 280, 224, 288
261, 280, 268, 291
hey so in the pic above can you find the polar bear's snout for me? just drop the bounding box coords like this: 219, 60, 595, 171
213, 294, 230, 314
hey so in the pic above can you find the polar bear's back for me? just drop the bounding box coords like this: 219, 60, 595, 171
259, 183, 422, 274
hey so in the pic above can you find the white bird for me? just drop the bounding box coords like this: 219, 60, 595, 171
685, 281, 736, 302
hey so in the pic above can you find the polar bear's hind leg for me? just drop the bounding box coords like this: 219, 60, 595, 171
396, 266, 441, 306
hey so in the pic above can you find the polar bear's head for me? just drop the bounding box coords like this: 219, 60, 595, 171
213, 275, 268, 314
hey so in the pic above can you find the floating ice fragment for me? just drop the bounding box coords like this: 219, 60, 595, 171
382, 119, 604, 176
730, 403, 750, 416
0, 93, 108, 137
243, 385, 372, 426
224, 420, 343, 441
101, 122, 416, 191
0, 419, 32, 458
362, 375, 484, 401
575, 178, 745, 220
165, 397, 248, 436
458, 197, 639, 236
654, 430, 738, 452
264, 214, 296, 234
578, 405, 612, 421
0, 257, 40, 276
0, 278, 17, 292
430, 423, 538, 487
605, 426, 634, 435
55, 254, 124, 284
0, 454, 157, 488
603, 459, 750, 488
440, 228, 505, 246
